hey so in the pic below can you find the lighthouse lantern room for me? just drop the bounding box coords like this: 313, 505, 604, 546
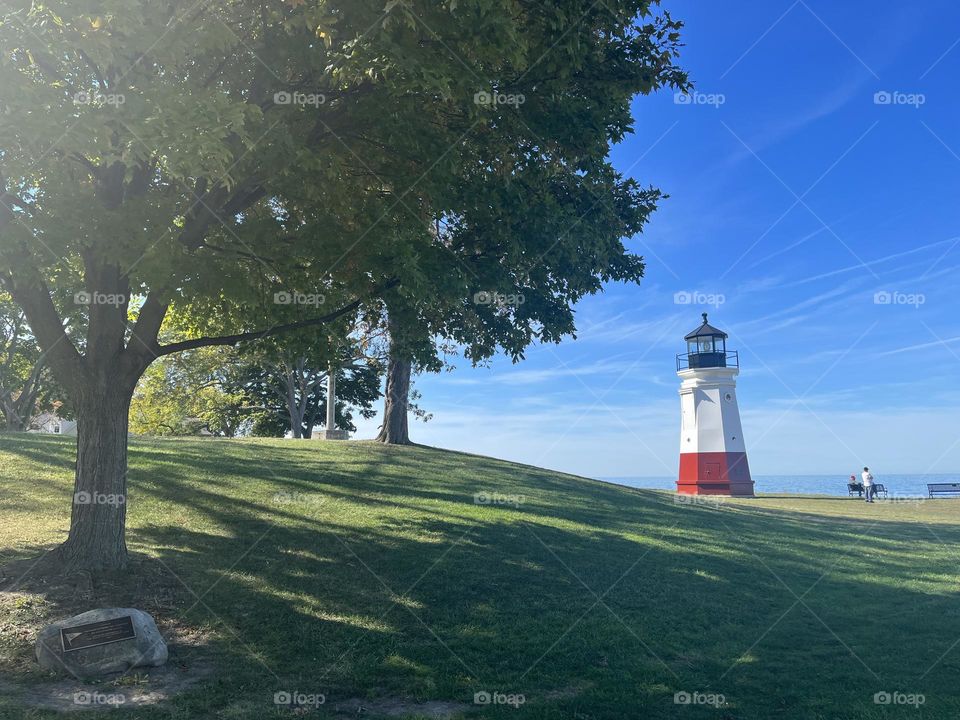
676, 314, 754, 496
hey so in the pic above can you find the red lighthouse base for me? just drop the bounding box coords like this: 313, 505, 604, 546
677, 452, 754, 496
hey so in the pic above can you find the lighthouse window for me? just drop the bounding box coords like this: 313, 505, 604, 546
724, 392, 733, 401
697, 337, 715, 353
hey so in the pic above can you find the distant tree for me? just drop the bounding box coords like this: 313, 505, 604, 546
234, 354, 382, 438
0, 293, 54, 430
129, 346, 250, 437
131, 321, 385, 439
231, 322, 385, 438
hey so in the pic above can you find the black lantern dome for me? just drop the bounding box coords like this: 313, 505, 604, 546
678, 313, 738, 370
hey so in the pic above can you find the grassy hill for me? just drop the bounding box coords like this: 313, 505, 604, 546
1, 434, 959, 719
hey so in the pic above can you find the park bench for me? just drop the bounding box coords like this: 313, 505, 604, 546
928, 483, 960, 498
849, 483, 888, 498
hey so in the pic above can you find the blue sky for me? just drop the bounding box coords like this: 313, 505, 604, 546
358, 0, 960, 478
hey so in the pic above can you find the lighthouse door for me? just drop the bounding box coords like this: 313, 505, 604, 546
704, 462, 721, 481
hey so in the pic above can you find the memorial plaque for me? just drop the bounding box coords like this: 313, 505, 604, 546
60, 615, 136, 653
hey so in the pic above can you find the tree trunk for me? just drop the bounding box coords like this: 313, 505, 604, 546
2, 398, 29, 431
57, 378, 134, 571
284, 367, 303, 438
0, 356, 45, 431
20, 357, 45, 428
376, 353, 412, 444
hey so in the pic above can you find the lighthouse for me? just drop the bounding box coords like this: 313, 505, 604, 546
676, 314, 754, 496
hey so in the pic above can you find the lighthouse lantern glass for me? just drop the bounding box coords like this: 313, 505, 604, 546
680, 315, 733, 371
687, 335, 725, 355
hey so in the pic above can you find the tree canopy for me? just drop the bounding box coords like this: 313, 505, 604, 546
0, 0, 687, 569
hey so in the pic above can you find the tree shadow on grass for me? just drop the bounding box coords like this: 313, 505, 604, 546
2, 438, 960, 718
119, 506, 960, 719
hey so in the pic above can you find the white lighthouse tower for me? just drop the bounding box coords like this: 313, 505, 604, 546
676, 314, 754, 496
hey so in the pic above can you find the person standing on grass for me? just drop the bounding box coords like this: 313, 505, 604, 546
862, 466, 875, 503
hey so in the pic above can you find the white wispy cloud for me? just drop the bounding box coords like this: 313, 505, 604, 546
878, 335, 960, 356
782, 236, 960, 287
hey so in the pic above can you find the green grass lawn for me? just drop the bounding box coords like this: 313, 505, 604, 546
1, 434, 959, 719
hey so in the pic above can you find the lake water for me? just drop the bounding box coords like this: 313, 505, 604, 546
597, 474, 960, 497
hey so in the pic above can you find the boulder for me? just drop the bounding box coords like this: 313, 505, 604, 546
36, 608, 167, 678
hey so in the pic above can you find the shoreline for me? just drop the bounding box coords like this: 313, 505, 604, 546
596, 474, 957, 499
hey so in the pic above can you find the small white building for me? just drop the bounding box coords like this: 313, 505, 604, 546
28, 413, 77, 436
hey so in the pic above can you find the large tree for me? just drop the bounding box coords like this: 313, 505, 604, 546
0, 0, 687, 570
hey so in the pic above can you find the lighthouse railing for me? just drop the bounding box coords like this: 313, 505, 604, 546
676, 350, 739, 371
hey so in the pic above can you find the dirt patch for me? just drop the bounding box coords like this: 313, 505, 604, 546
326, 685, 588, 718
0, 551, 214, 711
328, 697, 470, 719
1, 661, 215, 712
0, 552, 183, 621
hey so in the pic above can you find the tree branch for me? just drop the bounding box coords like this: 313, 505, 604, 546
0, 170, 34, 228
154, 279, 398, 357
68, 153, 101, 179
177, 179, 264, 251
2, 274, 85, 392
76, 48, 107, 92
127, 293, 170, 363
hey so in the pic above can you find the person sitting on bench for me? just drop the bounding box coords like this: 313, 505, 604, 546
847, 474, 863, 496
